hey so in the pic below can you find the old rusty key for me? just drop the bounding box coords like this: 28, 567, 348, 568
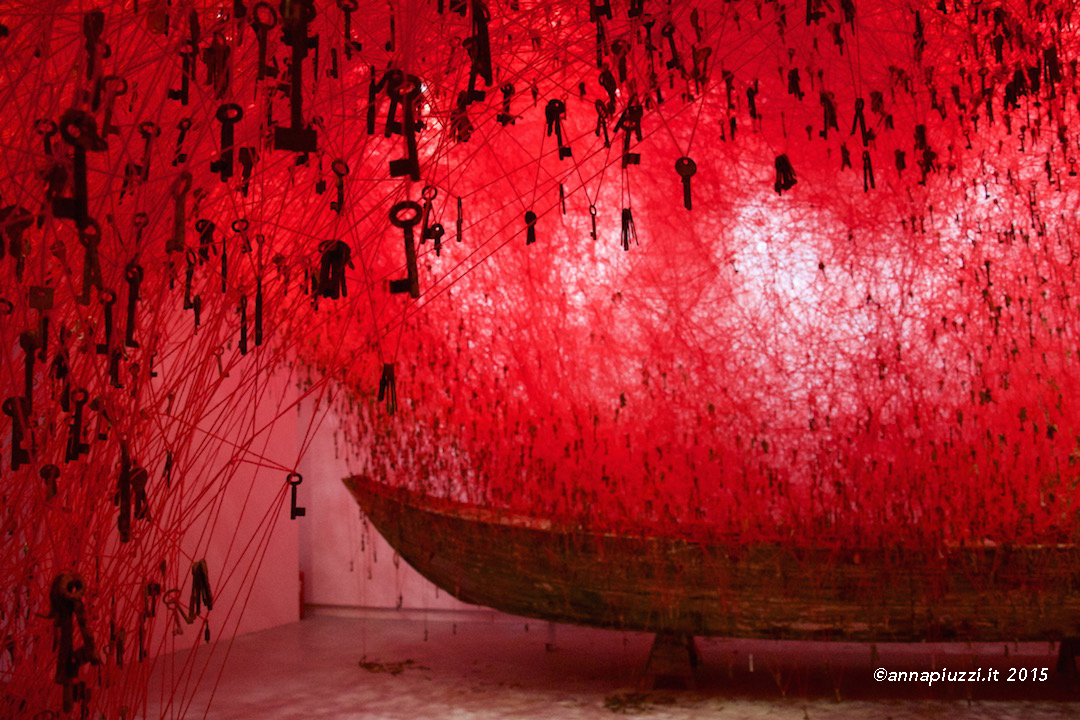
273, 0, 318, 155
168, 171, 192, 254
101, 75, 128, 136
174, 118, 192, 165
66, 389, 90, 462
337, 0, 362, 58
95, 289, 117, 354
210, 104, 243, 182
139, 121, 159, 181
125, 262, 142, 348
36, 118, 57, 156
387, 75, 422, 180
167, 41, 197, 105
2, 397, 31, 470
251, 2, 278, 81
388, 201, 422, 298
329, 159, 348, 213
675, 156, 697, 211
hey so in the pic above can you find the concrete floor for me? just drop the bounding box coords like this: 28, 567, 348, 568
145, 612, 1080, 719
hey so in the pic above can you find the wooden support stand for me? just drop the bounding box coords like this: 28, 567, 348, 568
1057, 637, 1079, 676
641, 631, 698, 690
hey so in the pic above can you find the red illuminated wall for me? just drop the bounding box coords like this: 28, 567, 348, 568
2, 0, 1079, 715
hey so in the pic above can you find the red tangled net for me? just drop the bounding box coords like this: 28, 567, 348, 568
2, 0, 1080, 715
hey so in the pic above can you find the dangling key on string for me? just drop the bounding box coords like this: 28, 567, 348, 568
388, 201, 422, 298
377, 363, 397, 414
675, 156, 696, 211
287, 473, 306, 518
525, 211, 537, 245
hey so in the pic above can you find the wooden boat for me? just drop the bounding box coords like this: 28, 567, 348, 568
344, 474, 1080, 643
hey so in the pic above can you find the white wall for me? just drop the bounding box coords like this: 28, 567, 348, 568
158, 361, 301, 653
296, 398, 474, 613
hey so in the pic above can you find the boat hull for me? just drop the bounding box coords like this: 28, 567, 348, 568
344, 475, 1080, 642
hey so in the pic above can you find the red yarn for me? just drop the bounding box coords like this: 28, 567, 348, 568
2, 0, 1079, 714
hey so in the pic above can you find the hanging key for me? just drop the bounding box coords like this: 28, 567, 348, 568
611, 39, 629, 83
621, 207, 637, 250
95, 289, 117, 354
36, 118, 57, 157
83, 10, 107, 105
691, 47, 712, 94
168, 171, 191, 253
125, 262, 142, 348
388, 75, 422, 180
78, 220, 104, 305
287, 472, 306, 519
54, 110, 106, 230
255, 272, 264, 346
50, 330, 72, 412
203, 30, 231, 98
862, 150, 875, 191
424, 223, 443, 256
238, 147, 256, 196
1, 205, 32, 279
661, 22, 682, 73
388, 201, 422, 298
189, 559, 214, 618
419, 185, 437, 240
337, 0, 362, 58
167, 41, 197, 105
455, 196, 463, 243
183, 250, 196, 309
41, 464, 60, 500
377, 363, 397, 414
174, 118, 192, 165
117, 445, 133, 542
675, 156, 697, 211
382, 70, 404, 136
524, 210, 537, 245
2, 397, 31, 470
28, 287, 52, 362
101, 76, 128, 137
210, 104, 242, 182
108, 346, 123, 388
274, 0, 318, 154
212, 346, 227, 378
496, 83, 514, 125
366, 65, 380, 134
221, 231, 228, 292
138, 121, 159, 182
598, 69, 617, 112
465, 0, 492, 96
19, 332, 37, 414
589, 204, 597, 240
239, 295, 248, 355
129, 463, 149, 525
613, 103, 642, 168
544, 99, 572, 159
234, 219, 252, 253
196, 219, 215, 264
642, 17, 657, 68
327, 47, 338, 78
66, 389, 90, 462
251, 3, 278, 81
329, 159, 348, 213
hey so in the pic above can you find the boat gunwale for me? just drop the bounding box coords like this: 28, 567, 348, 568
343, 475, 1080, 555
